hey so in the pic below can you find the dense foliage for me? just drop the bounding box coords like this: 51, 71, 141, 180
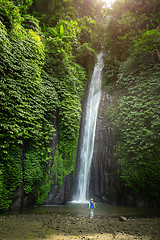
0, 0, 57, 209
0, 0, 96, 210
103, 0, 160, 204
0, 0, 160, 210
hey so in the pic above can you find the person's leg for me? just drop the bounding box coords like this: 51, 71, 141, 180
90, 209, 94, 217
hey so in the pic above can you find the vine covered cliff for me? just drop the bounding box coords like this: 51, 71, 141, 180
0, 0, 160, 210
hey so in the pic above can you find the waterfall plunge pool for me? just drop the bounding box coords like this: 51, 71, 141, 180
15, 203, 160, 218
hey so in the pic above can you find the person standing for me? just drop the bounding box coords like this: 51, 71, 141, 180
89, 198, 95, 218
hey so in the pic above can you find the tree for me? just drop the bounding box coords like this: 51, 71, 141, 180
134, 28, 160, 60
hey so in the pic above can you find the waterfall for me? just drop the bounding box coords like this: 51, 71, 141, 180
73, 52, 104, 203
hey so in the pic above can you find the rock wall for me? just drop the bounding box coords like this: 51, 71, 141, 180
89, 90, 120, 204
44, 89, 153, 207
43, 172, 73, 205
42, 117, 74, 205
88, 90, 151, 206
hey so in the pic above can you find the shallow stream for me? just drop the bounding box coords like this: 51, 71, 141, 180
19, 203, 160, 218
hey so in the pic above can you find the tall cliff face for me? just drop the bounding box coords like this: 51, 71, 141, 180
43, 89, 154, 207
88, 90, 150, 206
89, 90, 120, 203
44, 90, 118, 205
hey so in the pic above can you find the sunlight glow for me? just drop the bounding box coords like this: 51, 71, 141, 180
102, 0, 116, 8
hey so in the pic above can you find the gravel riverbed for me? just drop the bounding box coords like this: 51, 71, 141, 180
0, 212, 160, 240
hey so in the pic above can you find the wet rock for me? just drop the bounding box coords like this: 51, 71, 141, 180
89, 91, 119, 204
43, 171, 74, 204
119, 216, 127, 222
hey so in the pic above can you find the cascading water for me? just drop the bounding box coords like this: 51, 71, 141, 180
73, 52, 104, 203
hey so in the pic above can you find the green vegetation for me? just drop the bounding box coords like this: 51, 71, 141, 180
115, 64, 160, 202
103, 0, 160, 204
0, 0, 101, 210
0, 0, 160, 210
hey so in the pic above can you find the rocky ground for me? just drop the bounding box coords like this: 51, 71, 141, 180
0, 212, 160, 240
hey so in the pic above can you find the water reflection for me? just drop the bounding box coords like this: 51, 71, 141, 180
21, 203, 160, 218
